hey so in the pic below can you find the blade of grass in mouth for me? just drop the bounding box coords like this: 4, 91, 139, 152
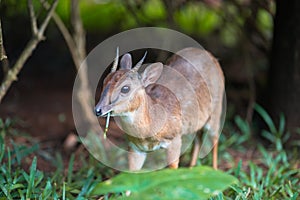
104, 112, 111, 139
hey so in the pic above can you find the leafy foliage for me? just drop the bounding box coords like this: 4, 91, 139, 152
174, 2, 221, 36
254, 104, 290, 151
92, 166, 238, 199
1, 0, 274, 49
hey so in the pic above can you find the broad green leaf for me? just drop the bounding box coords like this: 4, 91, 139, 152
91, 166, 238, 199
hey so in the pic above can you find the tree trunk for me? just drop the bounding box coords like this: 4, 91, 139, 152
267, 0, 300, 132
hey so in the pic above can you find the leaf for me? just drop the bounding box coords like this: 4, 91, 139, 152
91, 166, 238, 199
256, 8, 273, 38
0, 134, 5, 163
261, 130, 275, 143
278, 113, 285, 136
254, 104, 277, 134
234, 160, 242, 178
67, 154, 75, 184
26, 157, 37, 199
235, 116, 250, 136
0, 181, 13, 199
39, 180, 52, 200
10, 183, 24, 190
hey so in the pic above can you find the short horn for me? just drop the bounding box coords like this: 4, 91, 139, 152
111, 47, 119, 72
131, 51, 147, 73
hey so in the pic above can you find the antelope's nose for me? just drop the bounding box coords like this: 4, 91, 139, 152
94, 107, 102, 117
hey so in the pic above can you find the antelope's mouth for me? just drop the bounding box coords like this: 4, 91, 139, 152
100, 110, 112, 117
94, 104, 113, 117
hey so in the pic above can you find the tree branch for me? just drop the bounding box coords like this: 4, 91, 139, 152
39, 0, 58, 38
39, 0, 80, 69
28, 0, 38, 35
0, 18, 9, 78
0, 20, 7, 61
71, 0, 86, 63
161, 0, 176, 28
70, 0, 103, 138
0, 0, 58, 103
41, 0, 104, 140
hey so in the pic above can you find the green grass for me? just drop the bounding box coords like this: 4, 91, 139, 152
0, 104, 299, 199
211, 104, 300, 199
0, 118, 113, 199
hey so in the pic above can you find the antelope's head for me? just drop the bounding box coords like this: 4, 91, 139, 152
94, 50, 163, 117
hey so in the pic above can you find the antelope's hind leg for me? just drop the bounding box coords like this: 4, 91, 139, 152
191, 125, 219, 169
206, 122, 220, 170
190, 131, 202, 167
190, 127, 219, 169
212, 133, 219, 169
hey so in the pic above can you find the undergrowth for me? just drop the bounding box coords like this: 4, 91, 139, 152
0, 104, 299, 199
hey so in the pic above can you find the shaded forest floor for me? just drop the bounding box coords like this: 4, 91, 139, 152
0, 72, 75, 171
0, 70, 277, 173
0, 69, 250, 171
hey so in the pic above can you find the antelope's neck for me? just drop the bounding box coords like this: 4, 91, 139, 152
119, 94, 155, 138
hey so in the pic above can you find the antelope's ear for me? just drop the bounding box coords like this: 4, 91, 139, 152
120, 53, 132, 70
142, 62, 163, 87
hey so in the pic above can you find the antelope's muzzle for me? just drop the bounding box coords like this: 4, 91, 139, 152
94, 101, 112, 117
94, 106, 102, 117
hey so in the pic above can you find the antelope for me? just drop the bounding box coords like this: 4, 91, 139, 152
95, 47, 225, 171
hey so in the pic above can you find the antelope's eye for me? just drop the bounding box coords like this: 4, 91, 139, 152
121, 85, 130, 94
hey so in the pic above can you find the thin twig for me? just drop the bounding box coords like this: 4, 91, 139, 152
27, 0, 38, 35
0, 18, 9, 77
39, 0, 58, 38
161, 0, 176, 28
71, 0, 86, 62
70, 0, 103, 138
0, 19, 7, 61
0, 0, 58, 103
42, 0, 110, 149
43, 0, 103, 138
39, 0, 79, 69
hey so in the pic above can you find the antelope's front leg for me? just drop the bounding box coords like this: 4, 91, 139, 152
167, 135, 182, 169
128, 147, 146, 171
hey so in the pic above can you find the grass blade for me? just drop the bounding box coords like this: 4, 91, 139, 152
26, 156, 37, 199
254, 104, 277, 134
0, 182, 13, 200
278, 113, 285, 135
67, 154, 75, 184
62, 182, 66, 200
234, 160, 242, 178
0, 134, 5, 163
7, 147, 12, 183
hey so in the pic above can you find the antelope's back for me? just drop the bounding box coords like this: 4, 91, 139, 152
158, 47, 224, 134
